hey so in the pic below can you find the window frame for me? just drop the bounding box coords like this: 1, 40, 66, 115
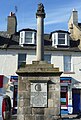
63, 55, 72, 72
44, 54, 51, 64
18, 53, 26, 69
58, 33, 66, 45
52, 32, 69, 46
19, 31, 36, 45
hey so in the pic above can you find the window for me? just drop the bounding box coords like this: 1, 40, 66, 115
20, 31, 36, 45
58, 33, 65, 44
25, 32, 32, 43
44, 54, 51, 63
52, 32, 69, 47
64, 55, 71, 72
18, 54, 26, 69
21, 32, 23, 43
54, 33, 56, 44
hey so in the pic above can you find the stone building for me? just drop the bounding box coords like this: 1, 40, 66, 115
68, 8, 81, 49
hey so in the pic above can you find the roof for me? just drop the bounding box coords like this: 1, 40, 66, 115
0, 31, 10, 47
0, 31, 11, 38
51, 30, 70, 34
0, 30, 80, 52
19, 28, 37, 32
78, 23, 81, 29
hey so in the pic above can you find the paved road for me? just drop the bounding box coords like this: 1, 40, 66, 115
11, 114, 81, 120
62, 118, 73, 119
12, 115, 17, 120
61, 114, 81, 120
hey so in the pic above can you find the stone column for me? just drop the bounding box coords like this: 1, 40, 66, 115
36, 3, 45, 61
17, 3, 62, 120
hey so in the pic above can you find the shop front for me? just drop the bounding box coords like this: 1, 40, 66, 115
7, 76, 18, 114
60, 77, 73, 114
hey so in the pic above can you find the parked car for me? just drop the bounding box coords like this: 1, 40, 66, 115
0, 94, 11, 120
6, 76, 18, 114
6, 80, 18, 114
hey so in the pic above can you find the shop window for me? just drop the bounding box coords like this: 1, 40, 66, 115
61, 86, 68, 107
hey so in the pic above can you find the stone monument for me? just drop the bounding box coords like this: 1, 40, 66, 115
17, 3, 62, 120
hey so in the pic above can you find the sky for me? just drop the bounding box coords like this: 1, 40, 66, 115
0, 0, 81, 33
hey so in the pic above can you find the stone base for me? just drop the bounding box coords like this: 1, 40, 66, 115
17, 61, 62, 120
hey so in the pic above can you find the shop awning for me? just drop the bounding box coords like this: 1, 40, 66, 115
60, 77, 72, 83
10, 76, 18, 82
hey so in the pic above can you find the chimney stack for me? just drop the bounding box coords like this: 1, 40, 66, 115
72, 8, 78, 25
36, 3, 45, 61
7, 12, 17, 35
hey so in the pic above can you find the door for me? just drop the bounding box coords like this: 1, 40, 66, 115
72, 89, 81, 114
13, 85, 18, 114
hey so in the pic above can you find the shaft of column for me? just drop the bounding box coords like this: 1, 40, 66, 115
36, 3, 45, 61
37, 16, 44, 61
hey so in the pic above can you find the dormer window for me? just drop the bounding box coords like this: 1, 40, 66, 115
19, 29, 36, 46
51, 30, 70, 47
25, 32, 32, 43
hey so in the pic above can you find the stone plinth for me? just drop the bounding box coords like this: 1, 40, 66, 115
16, 61, 62, 120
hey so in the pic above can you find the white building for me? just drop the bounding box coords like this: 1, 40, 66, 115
0, 9, 81, 114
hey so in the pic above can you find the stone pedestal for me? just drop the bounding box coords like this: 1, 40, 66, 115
16, 61, 62, 120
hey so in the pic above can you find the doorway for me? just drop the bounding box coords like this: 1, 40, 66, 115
72, 89, 81, 114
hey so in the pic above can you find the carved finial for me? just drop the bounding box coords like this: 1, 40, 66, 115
37, 3, 44, 13
36, 3, 45, 18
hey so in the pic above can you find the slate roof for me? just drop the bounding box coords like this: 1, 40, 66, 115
78, 23, 81, 29
0, 31, 10, 47
19, 28, 37, 32
50, 30, 70, 34
0, 29, 81, 52
0, 31, 11, 38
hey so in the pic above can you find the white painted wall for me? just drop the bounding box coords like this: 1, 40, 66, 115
51, 51, 81, 88
0, 50, 17, 76
0, 49, 81, 88
26, 50, 36, 64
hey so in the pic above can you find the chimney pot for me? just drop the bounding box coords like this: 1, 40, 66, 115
9, 12, 15, 16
